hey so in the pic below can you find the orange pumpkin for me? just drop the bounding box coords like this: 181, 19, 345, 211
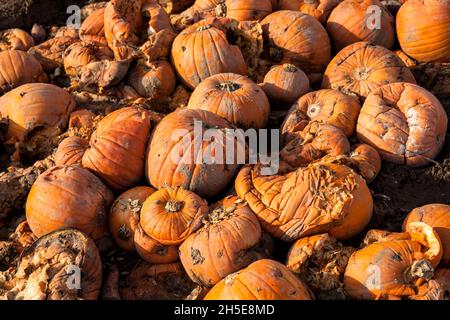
0, 229, 102, 300
79, 8, 107, 45
146, 109, 245, 198
277, 0, 341, 23
280, 121, 350, 168
403, 204, 450, 267
326, 0, 395, 51
109, 186, 156, 251
127, 60, 176, 100
286, 233, 355, 299
0, 83, 75, 142
356, 82, 448, 167
28, 36, 79, 71
222, 0, 273, 21
349, 144, 382, 183
187, 73, 270, 129
344, 222, 443, 299
235, 162, 373, 241
63, 41, 114, 77
281, 89, 361, 140
140, 187, 209, 246
54, 136, 89, 166
82, 106, 152, 191
204, 259, 314, 300
134, 224, 179, 264
26, 165, 114, 240
396, 0, 450, 62
179, 196, 262, 287
322, 42, 416, 99
0, 29, 35, 52
261, 64, 310, 106
261, 10, 331, 75
171, 18, 248, 89
0, 50, 48, 95
394, 50, 418, 68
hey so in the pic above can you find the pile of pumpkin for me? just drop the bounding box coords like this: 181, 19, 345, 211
0, 0, 449, 300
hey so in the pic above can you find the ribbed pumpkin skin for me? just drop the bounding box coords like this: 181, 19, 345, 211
13, 229, 102, 300
204, 259, 314, 300
277, 0, 341, 23
326, 0, 395, 51
179, 196, 262, 287
82, 106, 152, 192
63, 42, 114, 76
0, 83, 75, 142
281, 89, 361, 140
261, 64, 310, 106
235, 162, 373, 241
54, 136, 89, 166
397, 0, 450, 63
403, 204, 450, 266
134, 224, 180, 264
0, 50, 47, 95
261, 10, 331, 75
171, 18, 248, 89
127, 60, 176, 99
146, 109, 245, 198
109, 186, 156, 251
25, 165, 114, 240
356, 82, 448, 167
79, 8, 107, 45
224, 0, 273, 21
0, 29, 35, 52
140, 187, 209, 246
187, 73, 270, 129
322, 42, 416, 99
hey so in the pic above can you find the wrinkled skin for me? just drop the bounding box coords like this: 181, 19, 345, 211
28, 36, 79, 72
0, 29, 34, 52
54, 136, 89, 166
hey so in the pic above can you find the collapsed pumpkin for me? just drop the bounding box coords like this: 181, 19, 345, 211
204, 259, 314, 300
0, 29, 35, 52
356, 82, 448, 167
322, 42, 416, 99
25, 165, 114, 239
179, 196, 264, 287
187, 73, 270, 129
235, 162, 373, 241
276, 0, 341, 24
79, 8, 108, 45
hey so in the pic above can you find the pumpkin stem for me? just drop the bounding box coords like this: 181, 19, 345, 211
283, 64, 298, 73
165, 200, 184, 212
405, 259, 434, 284
354, 67, 370, 81
197, 24, 212, 32
203, 204, 237, 225
216, 81, 241, 92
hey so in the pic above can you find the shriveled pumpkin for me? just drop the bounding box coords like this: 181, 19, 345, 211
344, 222, 443, 299
281, 89, 361, 141
63, 41, 114, 77
280, 121, 350, 168
54, 136, 89, 166
261, 64, 310, 106
396, 0, 450, 63
134, 224, 179, 264
140, 187, 209, 246
322, 42, 416, 99
261, 10, 331, 76
356, 82, 448, 167
403, 204, 450, 267
276, 0, 341, 23
146, 109, 245, 198
187, 73, 270, 129
349, 144, 382, 183
28, 36, 79, 72
0, 229, 102, 300
0, 29, 35, 52
127, 59, 176, 100
286, 233, 355, 300
171, 18, 248, 89
82, 106, 152, 192
0, 50, 48, 95
120, 261, 203, 300
25, 165, 114, 239
204, 259, 314, 300
158, 0, 195, 14
79, 8, 107, 45
0, 83, 75, 143
109, 186, 156, 251
326, 0, 395, 51
235, 162, 373, 241
179, 196, 263, 287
